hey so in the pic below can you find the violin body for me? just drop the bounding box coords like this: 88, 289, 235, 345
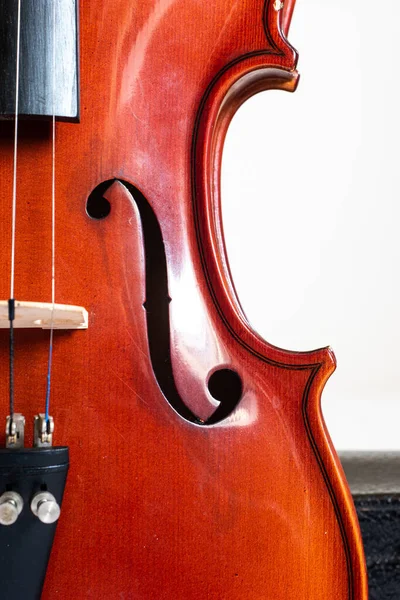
0, 1, 367, 598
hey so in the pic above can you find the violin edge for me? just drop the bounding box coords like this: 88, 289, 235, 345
304, 361, 369, 600
192, 23, 368, 600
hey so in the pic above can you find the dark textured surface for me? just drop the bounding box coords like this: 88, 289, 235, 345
340, 452, 400, 598
0, 447, 69, 600
354, 495, 400, 600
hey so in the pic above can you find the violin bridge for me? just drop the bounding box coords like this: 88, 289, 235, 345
5, 414, 25, 449
33, 415, 54, 448
0, 301, 88, 330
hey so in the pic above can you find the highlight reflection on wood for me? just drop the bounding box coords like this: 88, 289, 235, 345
0, 0, 368, 598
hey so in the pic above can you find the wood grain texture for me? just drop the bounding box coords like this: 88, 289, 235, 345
0, 1, 367, 598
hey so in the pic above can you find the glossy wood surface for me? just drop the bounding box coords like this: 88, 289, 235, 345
0, 1, 367, 598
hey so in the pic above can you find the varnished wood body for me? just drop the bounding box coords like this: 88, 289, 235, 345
0, 1, 367, 598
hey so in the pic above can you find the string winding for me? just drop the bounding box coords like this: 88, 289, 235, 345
9, 0, 22, 429
45, 0, 57, 424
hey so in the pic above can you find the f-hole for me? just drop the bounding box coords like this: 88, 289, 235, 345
87, 179, 243, 425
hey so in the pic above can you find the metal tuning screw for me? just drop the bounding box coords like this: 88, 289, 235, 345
0, 491, 23, 526
5, 413, 25, 449
33, 414, 54, 448
31, 492, 60, 524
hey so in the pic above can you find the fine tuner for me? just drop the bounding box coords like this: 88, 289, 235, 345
0, 491, 60, 526
5, 413, 55, 449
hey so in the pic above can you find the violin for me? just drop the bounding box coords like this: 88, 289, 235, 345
0, 1, 368, 598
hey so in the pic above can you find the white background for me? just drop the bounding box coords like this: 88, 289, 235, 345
222, 0, 400, 450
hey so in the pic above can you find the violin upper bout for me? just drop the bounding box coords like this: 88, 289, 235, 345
215, 0, 299, 70
263, 0, 298, 68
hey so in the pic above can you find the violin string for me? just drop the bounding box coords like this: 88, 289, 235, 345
9, 0, 22, 428
45, 0, 57, 424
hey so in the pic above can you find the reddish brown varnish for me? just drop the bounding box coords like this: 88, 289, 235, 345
0, 1, 367, 599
